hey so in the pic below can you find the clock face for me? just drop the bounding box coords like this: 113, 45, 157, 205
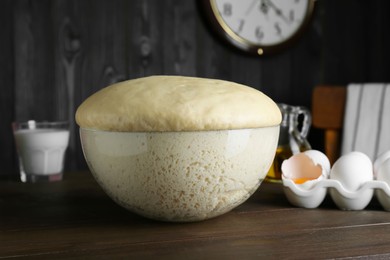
204, 0, 314, 55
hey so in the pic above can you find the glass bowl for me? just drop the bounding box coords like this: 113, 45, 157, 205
80, 126, 279, 222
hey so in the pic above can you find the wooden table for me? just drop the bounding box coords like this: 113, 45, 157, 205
1, 172, 390, 259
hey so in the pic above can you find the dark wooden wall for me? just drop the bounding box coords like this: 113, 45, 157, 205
1, 0, 390, 177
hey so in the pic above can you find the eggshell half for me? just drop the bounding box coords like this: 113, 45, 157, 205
282, 150, 330, 186
282, 153, 323, 186
303, 150, 331, 177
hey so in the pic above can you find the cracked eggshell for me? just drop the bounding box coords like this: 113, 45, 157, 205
303, 150, 331, 177
330, 152, 373, 191
281, 150, 329, 189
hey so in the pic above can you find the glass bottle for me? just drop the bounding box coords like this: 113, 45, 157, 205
265, 104, 312, 183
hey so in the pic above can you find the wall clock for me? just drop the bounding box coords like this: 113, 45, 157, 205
201, 0, 316, 56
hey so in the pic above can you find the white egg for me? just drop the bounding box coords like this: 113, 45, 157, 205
374, 150, 390, 178
376, 157, 390, 184
330, 152, 373, 191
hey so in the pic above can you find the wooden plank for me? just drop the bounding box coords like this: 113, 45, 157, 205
290, 2, 322, 107
161, 0, 197, 76
127, 0, 164, 79
321, 1, 370, 84
230, 53, 262, 92
13, 0, 56, 121
52, 0, 82, 171
3, 223, 390, 259
366, 1, 390, 81
260, 52, 292, 103
0, 0, 16, 176
19, 225, 390, 259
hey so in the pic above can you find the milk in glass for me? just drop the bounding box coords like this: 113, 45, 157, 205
12, 121, 70, 183
14, 129, 69, 175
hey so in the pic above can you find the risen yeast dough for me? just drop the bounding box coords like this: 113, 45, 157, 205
76, 75, 281, 131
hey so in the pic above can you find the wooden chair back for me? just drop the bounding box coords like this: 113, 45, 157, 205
312, 86, 346, 165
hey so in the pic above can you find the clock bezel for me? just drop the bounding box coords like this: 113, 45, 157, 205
200, 0, 316, 56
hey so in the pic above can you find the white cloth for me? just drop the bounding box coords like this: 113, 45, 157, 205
341, 83, 390, 161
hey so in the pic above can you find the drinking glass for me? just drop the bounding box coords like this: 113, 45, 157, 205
12, 120, 70, 183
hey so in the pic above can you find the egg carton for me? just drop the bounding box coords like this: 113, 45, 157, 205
282, 178, 390, 211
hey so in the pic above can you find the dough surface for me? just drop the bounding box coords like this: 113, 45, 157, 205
75, 76, 281, 131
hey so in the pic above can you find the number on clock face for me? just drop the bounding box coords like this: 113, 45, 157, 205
214, 0, 309, 46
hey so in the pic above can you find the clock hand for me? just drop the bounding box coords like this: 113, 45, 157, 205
245, 0, 259, 15
264, 0, 290, 24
